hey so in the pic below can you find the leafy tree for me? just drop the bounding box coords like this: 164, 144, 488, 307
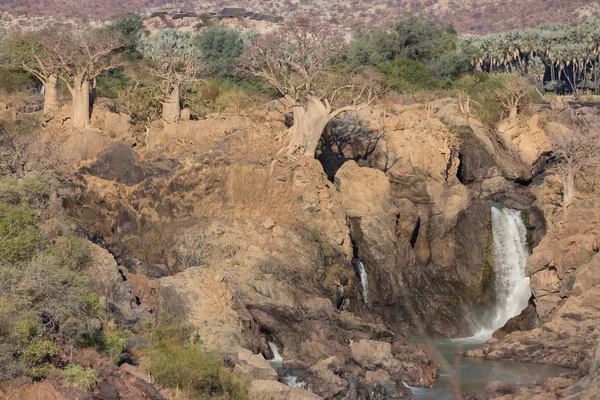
196, 26, 244, 79
139, 29, 205, 123
109, 13, 144, 59
381, 57, 439, 92
393, 15, 458, 62
349, 17, 467, 89
239, 17, 380, 157
349, 28, 398, 67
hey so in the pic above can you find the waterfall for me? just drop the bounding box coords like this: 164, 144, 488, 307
267, 341, 283, 368
352, 258, 369, 306
474, 205, 531, 339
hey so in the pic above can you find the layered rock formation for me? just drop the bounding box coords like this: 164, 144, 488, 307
54, 98, 584, 398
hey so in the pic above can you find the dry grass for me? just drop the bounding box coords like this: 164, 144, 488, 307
222, 164, 297, 224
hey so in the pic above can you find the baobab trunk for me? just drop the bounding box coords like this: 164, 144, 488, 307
72, 79, 91, 129
285, 96, 331, 157
43, 74, 59, 115
562, 167, 576, 220
163, 84, 181, 123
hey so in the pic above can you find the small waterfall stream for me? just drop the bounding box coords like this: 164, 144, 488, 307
473, 204, 531, 338
267, 341, 283, 369
352, 258, 369, 306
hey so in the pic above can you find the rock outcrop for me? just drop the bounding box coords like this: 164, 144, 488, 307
61, 102, 581, 399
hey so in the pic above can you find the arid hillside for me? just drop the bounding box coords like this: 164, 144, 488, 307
2, 0, 599, 33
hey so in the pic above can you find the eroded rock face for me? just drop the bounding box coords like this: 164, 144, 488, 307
154, 267, 250, 354
335, 161, 405, 309
64, 104, 568, 399
88, 244, 141, 325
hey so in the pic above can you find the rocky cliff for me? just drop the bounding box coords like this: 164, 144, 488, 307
28, 94, 578, 399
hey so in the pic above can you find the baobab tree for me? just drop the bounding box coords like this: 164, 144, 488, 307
5, 30, 60, 114
139, 29, 204, 123
497, 76, 535, 120
238, 17, 381, 157
549, 123, 600, 219
37, 28, 124, 128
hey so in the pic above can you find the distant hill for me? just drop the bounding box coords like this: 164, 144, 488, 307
2, 0, 600, 33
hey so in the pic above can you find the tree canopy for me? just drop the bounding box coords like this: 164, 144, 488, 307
196, 26, 245, 79
463, 19, 600, 94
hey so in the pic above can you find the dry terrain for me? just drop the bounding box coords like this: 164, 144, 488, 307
1, 0, 599, 33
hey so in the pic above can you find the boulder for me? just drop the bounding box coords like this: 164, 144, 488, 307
351, 339, 394, 370
307, 357, 348, 398
493, 301, 538, 339
155, 268, 248, 353
485, 380, 515, 396
233, 348, 278, 380
365, 369, 409, 398
249, 379, 323, 400
120, 363, 151, 383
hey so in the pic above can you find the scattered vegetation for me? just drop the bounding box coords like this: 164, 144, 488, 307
64, 364, 97, 391
136, 314, 248, 400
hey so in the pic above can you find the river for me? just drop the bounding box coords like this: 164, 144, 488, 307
406, 338, 571, 399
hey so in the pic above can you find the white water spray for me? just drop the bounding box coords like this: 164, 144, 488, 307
267, 341, 283, 368
284, 374, 307, 388
352, 258, 369, 306
473, 205, 531, 339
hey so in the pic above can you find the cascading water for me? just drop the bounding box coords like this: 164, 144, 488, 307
267, 341, 283, 369
284, 375, 307, 388
352, 258, 369, 306
473, 204, 531, 339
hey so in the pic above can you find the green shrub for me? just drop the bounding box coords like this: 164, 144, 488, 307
452, 73, 537, 128
104, 329, 130, 364
381, 57, 440, 93
0, 178, 22, 205
143, 342, 247, 399
19, 339, 59, 380
20, 172, 58, 206
307, 227, 321, 243
136, 314, 247, 399
97, 68, 133, 99
64, 364, 97, 391
0, 202, 43, 264
0, 341, 24, 381
119, 83, 162, 129
14, 318, 41, 342
183, 79, 275, 117
20, 250, 93, 326
47, 235, 93, 273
